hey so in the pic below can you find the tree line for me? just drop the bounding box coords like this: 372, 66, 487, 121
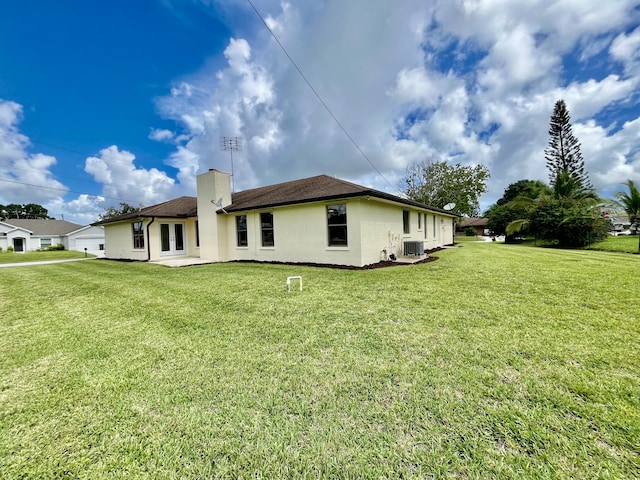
0, 203, 52, 221
484, 99, 639, 248
400, 99, 639, 250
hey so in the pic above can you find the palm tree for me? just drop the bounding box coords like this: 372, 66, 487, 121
615, 180, 640, 251
552, 170, 599, 202
506, 171, 603, 244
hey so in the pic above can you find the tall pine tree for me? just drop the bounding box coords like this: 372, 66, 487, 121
544, 99, 591, 190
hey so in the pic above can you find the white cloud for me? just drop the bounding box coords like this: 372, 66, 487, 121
149, 128, 175, 142
576, 118, 640, 187
84, 145, 177, 207
147, 0, 640, 212
0, 99, 68, 206
610, 27, 640, 75
45, 194, 106, 224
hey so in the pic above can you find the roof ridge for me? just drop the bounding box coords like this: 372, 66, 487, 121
234, 174, 331, 195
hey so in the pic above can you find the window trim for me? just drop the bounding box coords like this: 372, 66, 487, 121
327, 203, 348, 247
403, 210, 410, 235
260, 212, 275, 248
132, 221, 145, 250
424, 213, 428, 239
236, 215, 248, 247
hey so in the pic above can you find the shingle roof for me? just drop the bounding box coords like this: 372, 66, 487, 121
94, 196, 197, 225
459, 217, 488, 228
2, 219, 83, 235
95, 175, 457, 225
225, 174, 456, 215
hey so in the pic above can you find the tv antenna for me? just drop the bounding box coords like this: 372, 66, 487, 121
220, 136, 242, 193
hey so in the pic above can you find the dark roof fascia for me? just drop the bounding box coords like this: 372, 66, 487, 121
93, 213, 195, 226
223, 189, 459, 217
93, 214, 143, 226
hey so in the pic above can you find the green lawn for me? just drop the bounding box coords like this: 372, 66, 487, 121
1, 243, 639, 478
0, 250, 93, 264
586, 234, 640, 254
454, 234, 483, 243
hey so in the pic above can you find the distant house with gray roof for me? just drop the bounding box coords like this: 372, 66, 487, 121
0, 219, 104, 256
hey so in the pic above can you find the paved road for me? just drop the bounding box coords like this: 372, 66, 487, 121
0, 257, 95, 268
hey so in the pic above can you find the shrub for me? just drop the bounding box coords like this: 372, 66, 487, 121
529, 197, 608, 247
464, 227, 476, 236
7, 245, 14, 253
46, 244, 65, 251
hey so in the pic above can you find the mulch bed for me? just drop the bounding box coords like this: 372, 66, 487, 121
232, 247, 445, 270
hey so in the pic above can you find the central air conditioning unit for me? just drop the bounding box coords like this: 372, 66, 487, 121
403, 240, 424, 256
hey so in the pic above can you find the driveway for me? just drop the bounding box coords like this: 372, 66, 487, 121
0, 258, 95, 268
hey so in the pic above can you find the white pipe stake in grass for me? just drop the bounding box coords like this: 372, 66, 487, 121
287, 275, 302, 293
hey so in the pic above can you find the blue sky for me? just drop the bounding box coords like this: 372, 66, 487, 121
1, 1, 639, 224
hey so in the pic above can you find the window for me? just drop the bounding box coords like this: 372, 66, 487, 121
195, 221, 200, 247
432, 215, 436, 238
236, 215, 247, 247
403, 210, 410, 234
327, 204, 347, 246
40, 238, 52, 248
132, 221, 144, 249
260, 212, 274, 247
161, 224, 170, 252
175, 224, 184, 251
424, 214, 427, 239
99, 244, 105, 250
418, 212, 422, 230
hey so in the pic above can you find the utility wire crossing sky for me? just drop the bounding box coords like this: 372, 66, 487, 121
1, 1, 639, 224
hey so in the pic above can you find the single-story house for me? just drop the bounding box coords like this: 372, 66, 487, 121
0, 219, 105, 256
458, 217, 489, 236
95, 169, 458, 267
607, 215, 631, 232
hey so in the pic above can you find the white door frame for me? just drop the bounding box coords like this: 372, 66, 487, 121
160, 222, 186, 256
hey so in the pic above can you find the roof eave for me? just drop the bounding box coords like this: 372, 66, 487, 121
223, 190, 459, 217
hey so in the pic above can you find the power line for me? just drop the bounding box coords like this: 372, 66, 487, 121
246, 0, 395, 192
0, 142, 156, 204
0, 164, 95, 186
0, 178, 142, 205
29, 140, 97, 158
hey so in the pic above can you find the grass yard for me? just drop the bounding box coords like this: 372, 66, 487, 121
1, 243, 639, 478
587, 235, 640, 254
453, 234, 483, 243
0, 250, 93, 264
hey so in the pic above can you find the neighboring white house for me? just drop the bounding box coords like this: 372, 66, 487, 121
96, 170, 458, 268
0, 219, 105, 256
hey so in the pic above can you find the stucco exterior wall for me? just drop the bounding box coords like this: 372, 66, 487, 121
147, 219, 198, 261
5, 227, 32, 252
358, 200, 406, 263
197, 170, 231, 262
357, 201, 455, 264
221, 200, 364, 266
217, 199, 456, 267
104, 221, 148, 261
36, 236, 64, 250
